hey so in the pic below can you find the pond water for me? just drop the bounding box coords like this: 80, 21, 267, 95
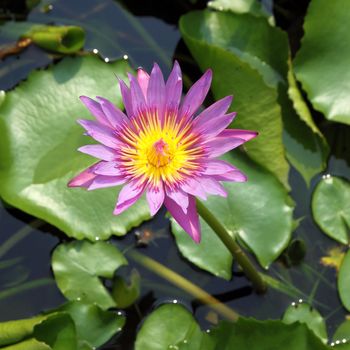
0, 0, 349, 349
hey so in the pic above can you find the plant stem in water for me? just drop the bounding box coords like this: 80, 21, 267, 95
196, 199, 267, 294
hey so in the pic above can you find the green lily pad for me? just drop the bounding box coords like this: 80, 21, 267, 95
135, 304, 329, 350
312, 176, 350, 244
56, 301, 125, 348
172, 151, 294, 277
34, 313, 77, 350
0, 56, 151, 240
294, 0, 350, 125
333, 320, 350, 348
283, 303, 327, 343
180, 10, 290, 189
52, 240, 127, 309
1, 338, 51, 350
338, 250, 350, 312
135, 304, 203, 350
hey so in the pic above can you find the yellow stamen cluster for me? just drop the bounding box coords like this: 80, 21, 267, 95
119, 112, 203, 186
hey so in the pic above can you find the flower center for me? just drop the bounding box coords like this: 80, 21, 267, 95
147, 138, 173, 168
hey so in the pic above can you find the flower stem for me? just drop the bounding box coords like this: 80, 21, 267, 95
196, 199, 267, 294
127, 249, 239, 321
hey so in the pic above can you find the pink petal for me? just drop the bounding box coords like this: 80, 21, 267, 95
78, 145, 117, 161
146, 183, 165, 216
202, 159, 238, 175
204, 129, 257, 158
137, 68, 150, 98
164, 195, 201, 243
165, 186, 189, 213
78, 119, 120, 149
198, 177, 227, 197
119, 79, 133, 117
213, 170, 247, 182
114, 181, 145, 215
93, 161, 122, 176
96, 96, 128, 129
147, 63, 165, 118
194, 112, 236, 138
179, 69, 212, 119
129, 73, 147, 117
79, 96, 110, 127
165, 61, 182, 112
68, 162, 101, 188
193, 96, 233, 129
181, 178, 207, 200
88, 175, 126, 190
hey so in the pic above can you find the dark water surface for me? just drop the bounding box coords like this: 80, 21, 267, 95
0, 1, 349, 348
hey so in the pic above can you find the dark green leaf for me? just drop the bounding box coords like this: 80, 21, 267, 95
180, 10, 290, 189
294, 0, 350, 125
52, 241, 127, 309
172, 151, 294, 276
283, 303, 327, 343
312, 177, 350, 244
338, 250, 350, 312
0, 56, 151, 240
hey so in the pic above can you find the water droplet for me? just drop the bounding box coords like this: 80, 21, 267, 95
291, 302, 296, 307
342, 339, 347, 343
104, 57, 110, 63
117, 311, 123, 316
93, 48, 99, 54
336, 340, 341, 345
95, 237, 100, 241
330, 342, 335, 347
298, 299, 303, 303
172, 299, 178, 304
183, 340, 188, 344
76, 297, 81, 301
206, 329, 211, 333
123, 54, 129, 60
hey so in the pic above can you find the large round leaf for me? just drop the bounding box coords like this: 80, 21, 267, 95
52, 241, 127, 310
180, 10, 290, 189
0, 55, 151, 240
312, 176, 350, 245
333, 320, 350, 348
282, 303, 327, 343
294, 0, 350, 125
172, 150, 294, 277
135, 304, 203, 350
338, 250, 350, 312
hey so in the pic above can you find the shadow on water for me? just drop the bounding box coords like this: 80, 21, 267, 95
0, 0, 349, 349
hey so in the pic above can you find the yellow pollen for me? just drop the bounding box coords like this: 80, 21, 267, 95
119, 112, 203, 186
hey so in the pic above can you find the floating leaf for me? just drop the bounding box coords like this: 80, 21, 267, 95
135, 304, 329, 350
333, 320, 350, 348
283, 303, 328, 343
56, 301, 125, 349
0, 314, 48, 347
52, 241, 127, 309
135, 304, 203, 350
294, 0, 350, 125
312, 176, 350, 244
0, 56, 151, 240
172, 151, 294, 276
180, 10, 290, 189
34, 313, 77, 350
339, 250, 350, 312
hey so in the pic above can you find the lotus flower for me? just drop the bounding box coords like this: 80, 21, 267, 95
68, 62, 257, 242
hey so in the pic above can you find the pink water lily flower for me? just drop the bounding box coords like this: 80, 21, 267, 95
68, 62, 257, 243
